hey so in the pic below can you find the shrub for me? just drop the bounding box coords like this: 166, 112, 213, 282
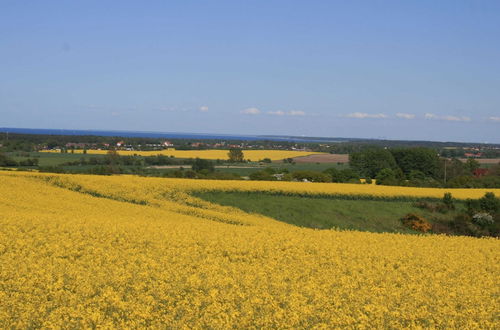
413, 201, 433, 211
192, 158, 214, 172
292, 171, 331, 183
442, 192, 454, 210
401, 213, 432, 233
375, 168, 398, 186
472, 213, 494, 227
465, 198, 481, 216
249, 170, 276, 181
479, 192, 499, 213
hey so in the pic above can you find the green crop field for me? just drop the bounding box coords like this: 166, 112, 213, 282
193, 191, 461, 234
8, 151, 106, 167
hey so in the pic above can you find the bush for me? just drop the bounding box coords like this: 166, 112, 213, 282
479, 192, 499, 213
192, 158, 214, 172
375, 168, 398, 186
451, 214, 473, 234
249, 170, 276, 181
292, 170, 331, 183
323, 168, 359, 183
442, 192, 454, 210
472, 213, 494, 227
401, 213, 432, 233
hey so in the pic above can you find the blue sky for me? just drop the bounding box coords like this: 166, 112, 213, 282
1, 0, 499, 142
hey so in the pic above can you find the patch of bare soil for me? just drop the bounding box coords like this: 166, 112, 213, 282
292, 154, 349, 163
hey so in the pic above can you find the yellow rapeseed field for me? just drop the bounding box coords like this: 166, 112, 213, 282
40, 149, 323, 161
0, 171, 499, 328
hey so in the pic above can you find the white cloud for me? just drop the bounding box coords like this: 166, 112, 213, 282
396, 113, 416, 119
241, 107, 261, 115
267, 110, 306, 116
345, 112, 388, 119
488, 116, 500, 122
199, 105, 209, 112
442, 115, 471, 122
268, 110, 285, 116
288, 110, 305, 116
425, 113, 471, 122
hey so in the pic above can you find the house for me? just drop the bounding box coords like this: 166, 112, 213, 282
116, 141, 125, 147
162, 141, 174, 147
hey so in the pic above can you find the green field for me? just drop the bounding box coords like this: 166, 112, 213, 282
193, 191, 460, 234
8, 151, 105, 166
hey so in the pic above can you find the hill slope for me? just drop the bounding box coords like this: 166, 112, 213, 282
0, 171, 499, 328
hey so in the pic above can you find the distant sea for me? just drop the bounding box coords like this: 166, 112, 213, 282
0, 127, 348, 143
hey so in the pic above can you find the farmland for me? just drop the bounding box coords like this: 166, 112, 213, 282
1, 170, 499, 328
193, 191, 461, 233
40, 149, 323, 161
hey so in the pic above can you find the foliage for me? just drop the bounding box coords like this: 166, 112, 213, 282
375, 168, 398, 186
323, 168, 360, 183
191, 158, 215, 172
401, 213, 432, 232
249, 170, 276, 181
479, 192, 499, 213
291, 170, 331, 182
391, 147, 440, 178
349, 148, 399, 178
472, 213, 494, 226
227, 148, 245, 162
442, 192, 455, 210
0, 153, 18, 166
465, 158, 480, 174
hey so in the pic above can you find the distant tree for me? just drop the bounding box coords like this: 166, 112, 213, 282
0, 152, 18, 166
442, 158, 467, 182
192, 158, 214, 172
408, 170, 426, 181
442, 192, 455, 210
465, 158, 480, 174
390, 147, 440, 178
323, 168, 360, 183
479, 192, 499, 213
228, 148, 244, 162
375, 168, 398, 185
350, 148, 399, 178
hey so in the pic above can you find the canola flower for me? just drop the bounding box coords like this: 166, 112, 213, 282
40, 148, 323, 161
0, 171, 499, 328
